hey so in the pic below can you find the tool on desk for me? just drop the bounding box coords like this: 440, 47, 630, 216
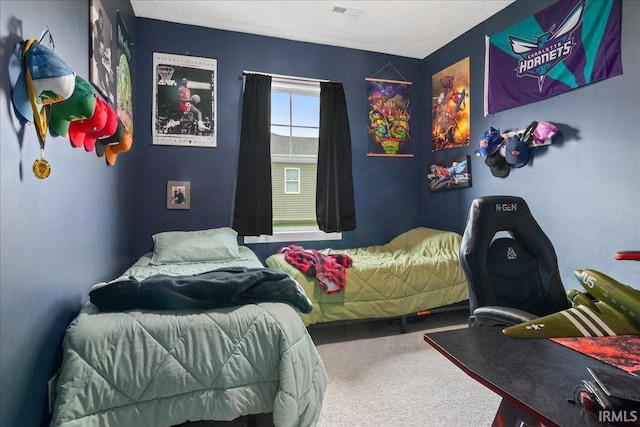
587, 367, 640, 404
569, 366, 640, 422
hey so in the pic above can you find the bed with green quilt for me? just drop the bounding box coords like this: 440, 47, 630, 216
265, 227, 469, 329
50, 228, 327, 427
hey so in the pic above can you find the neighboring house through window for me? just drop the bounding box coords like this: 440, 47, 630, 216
244, 75, 341, 243
284, 168, 301, 194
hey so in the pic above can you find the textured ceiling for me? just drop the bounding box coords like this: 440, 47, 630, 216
130, 1, 515, 59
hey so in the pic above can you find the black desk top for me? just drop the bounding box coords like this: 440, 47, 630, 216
424, 327, 616, 427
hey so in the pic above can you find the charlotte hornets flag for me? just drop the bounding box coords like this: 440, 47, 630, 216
484, 0, 622, 116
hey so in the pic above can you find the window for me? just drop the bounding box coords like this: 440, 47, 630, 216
244, 76, 341, 244
284, 168, 300, 194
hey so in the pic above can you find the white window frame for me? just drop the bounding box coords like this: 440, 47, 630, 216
284, 167, 301, 194
244, 74, 341, 244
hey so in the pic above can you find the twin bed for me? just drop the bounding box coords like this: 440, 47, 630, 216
50, 228, 327, 427
51, 226, 467, 426
266, 227, 469, 330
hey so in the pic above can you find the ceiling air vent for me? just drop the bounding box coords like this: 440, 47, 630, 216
332, 5, 364, 16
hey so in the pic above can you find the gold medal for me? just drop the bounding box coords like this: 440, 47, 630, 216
23, 41, 54, 180
32, 155, 51, 179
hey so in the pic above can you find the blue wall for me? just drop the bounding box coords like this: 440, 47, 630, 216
0, 1, 638, 426
0, 1, 136, 426
131, 19, 426, 261
422, 0, 639, 288
132, 1, 638, 286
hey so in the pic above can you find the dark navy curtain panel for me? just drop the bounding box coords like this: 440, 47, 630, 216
233, 74, 273, 236
317, 82, 356, 232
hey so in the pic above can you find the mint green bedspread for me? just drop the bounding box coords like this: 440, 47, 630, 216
265, 227, 469, 326
51, 248, 327, 427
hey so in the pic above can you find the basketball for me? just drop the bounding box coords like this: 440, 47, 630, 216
191, 94, 201, 104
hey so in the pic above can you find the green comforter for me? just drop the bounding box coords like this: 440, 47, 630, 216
265, 227, 468, 326
51, 251, 327, 427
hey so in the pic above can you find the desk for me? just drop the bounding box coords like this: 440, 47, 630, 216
424, 327, 617, 427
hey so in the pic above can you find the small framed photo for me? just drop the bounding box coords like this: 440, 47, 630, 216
427, 155, 472, 192
166, 181, 191, 209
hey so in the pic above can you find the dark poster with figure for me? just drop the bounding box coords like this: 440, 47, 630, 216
90, 0, 115, 103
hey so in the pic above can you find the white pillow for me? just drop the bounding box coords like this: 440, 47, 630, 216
150, 228, 241, 264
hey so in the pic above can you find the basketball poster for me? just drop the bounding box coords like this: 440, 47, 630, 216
152, 52, 217, 147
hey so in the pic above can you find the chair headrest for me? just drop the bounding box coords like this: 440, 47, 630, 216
466, 195, 534, 236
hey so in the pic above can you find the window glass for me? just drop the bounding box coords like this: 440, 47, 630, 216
271, 92, 290, 126
245, 76, 341, 244
271, 89, 317, 228
284, 168, 300, 194
285, 168, 299, 180
292, 95, 319, 127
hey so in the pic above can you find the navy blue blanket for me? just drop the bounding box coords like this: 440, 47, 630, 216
89, 267, 313, 313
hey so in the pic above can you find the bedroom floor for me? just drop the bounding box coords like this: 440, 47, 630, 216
182, 308, 501, 427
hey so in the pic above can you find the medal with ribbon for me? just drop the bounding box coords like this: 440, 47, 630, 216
22, 38, 52, 179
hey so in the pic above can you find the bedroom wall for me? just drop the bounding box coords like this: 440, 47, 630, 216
422, 0, 640, 288
1, 1, 637, 426
131, 19, 426, 262
0, 1, 136, 426
134, 0, 638, 286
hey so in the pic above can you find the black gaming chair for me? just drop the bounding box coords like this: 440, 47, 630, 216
459, 196, 570, 327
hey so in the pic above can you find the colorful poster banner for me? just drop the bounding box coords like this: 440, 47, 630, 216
431, 57, 470, 151
366, 78, 412, 157
484, 0, 622, 116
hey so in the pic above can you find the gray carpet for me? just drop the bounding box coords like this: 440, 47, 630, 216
186, 310, 501, 427
310, 310, 501, 427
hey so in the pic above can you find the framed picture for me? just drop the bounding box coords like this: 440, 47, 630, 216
115, 12, 133, 136
431, 57, 470, 151
427, 155, 471, 192
166, 181, 191, 209
153, 52, 217, 147
89, 0, 115, 103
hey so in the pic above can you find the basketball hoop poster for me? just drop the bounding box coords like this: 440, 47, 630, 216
153, 52, 217, 147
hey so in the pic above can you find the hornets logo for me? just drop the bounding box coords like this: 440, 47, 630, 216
508, 0, 585, 91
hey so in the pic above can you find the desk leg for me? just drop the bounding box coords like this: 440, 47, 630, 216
492, 399, 549, 427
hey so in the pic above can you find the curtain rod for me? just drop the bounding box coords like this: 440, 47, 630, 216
242, 70, 329, 83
